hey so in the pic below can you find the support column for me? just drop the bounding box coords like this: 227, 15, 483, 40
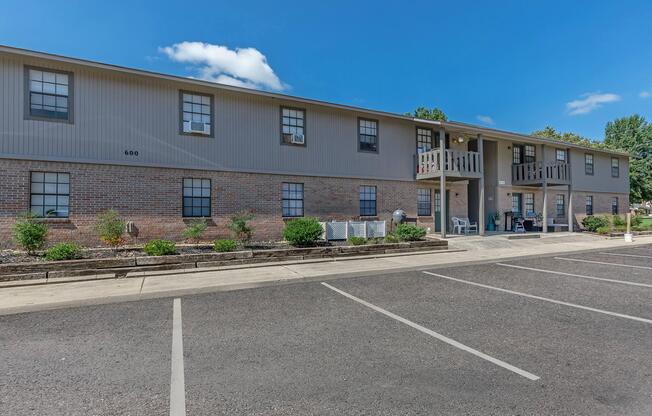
567, 147, 573, 232
541, 144, 548, 233
440, 127, 447, 238
478, 134, 485, 235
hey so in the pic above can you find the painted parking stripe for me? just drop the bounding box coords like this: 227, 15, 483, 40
600, 252, 652, 260
321, 282, 540, 381
554, 257, 652, 270
496, 263, 652, 288
422, 271, 652, 325
170, 298, 186, 416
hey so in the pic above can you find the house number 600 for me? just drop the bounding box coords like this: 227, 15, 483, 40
124, 150, 139, 156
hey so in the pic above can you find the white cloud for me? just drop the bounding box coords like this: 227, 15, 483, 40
160, 41, 286, 91
640, 90, 651, 98
476, 115, 495, 125
566, 92, 620, 115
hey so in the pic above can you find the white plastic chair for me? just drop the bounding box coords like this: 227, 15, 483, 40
460, 217, 478, 234
452, 217, 465, 235
514, 217, 526, 233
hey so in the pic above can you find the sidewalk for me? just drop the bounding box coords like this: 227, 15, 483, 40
1, 233, 650, 315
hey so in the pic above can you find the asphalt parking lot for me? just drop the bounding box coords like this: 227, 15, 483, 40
1, 244, 652, 415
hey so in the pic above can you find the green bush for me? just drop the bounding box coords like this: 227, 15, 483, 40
282, 217, 323, 247
44, 242, 83, 261
13, 212, 48, 254
95, 209, 125, 248
214, 239, 238, 252
395, 223, 427, 241
183, 218, 208, 242
347, 236, 367, 246
631, 216, 643, 227
142, 239, 176, 256
596, 226, 611, 235
384, 232, 399, 243
229, 213, 255, 244
581, 215, 610, 232
612, 215, 626, 227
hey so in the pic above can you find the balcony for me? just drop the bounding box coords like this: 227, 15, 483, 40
417, 149, 483, 180
511, 161, 570, 186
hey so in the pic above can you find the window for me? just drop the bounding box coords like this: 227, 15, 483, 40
359, 186, 377, 216
417, 188, 432, 216
181, 92, 212, 136
30, 172, 69, 218
585, 154, 594, 175
556, 149, 567, 163
416, 128, 433, 153
611, 197, 619, 215
512, 145, 522, 164
27, 68, 71, 121
182, 178, 211, 217
282, 182, 304, 217
281, 107, 305, 145
556, 194, 565, 217
524, 193, 535, 215
524, 145, 536, 163
611, 157, 619, 177
586, 196, 593, 216
358, 118, 378, 152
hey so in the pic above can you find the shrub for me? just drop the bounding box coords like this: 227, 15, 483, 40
612, 215, 626, 227
183, 218, 208, 242
95, 209, 125, 248
596, 226, 610, 235
282, 217, 323, 247
13, 212, 48, 254
214, 239, 238, 252
632, 216, 643, 227
395, 223, 427, 241
143, 239, 176, 256
229, 213, 255, 244
347, 236, 366, 246
44, 242, 83, 261
384, 232, 399, 243
581, 215, 609, 232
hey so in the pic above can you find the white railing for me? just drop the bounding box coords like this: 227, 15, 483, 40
512, 161, 570, 184
417, 149, 482, 177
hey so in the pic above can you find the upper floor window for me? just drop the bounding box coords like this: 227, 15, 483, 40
281, 107, 305, 145
183, 178, 211, 217
512, 145, 522, 164
585, 154, 594, 175
359, 185, 377, 216
416, 128, 433, 153
611, 197, 619, 214
282, 182, 304, 217
417, 188, 432, 216
556, 149, 567, 163
611, 157, 619, 177
27, 68, 72, 122
358, 118, 378, 152
181, 92, 212, 136
586, 196, 593, 215
30, 172, 69, 218
524, 145, 536, 163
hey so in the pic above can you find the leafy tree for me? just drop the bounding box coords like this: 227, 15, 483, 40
531, 126, 605, 149
604, 115, 652, 203
407, 107, 448, 121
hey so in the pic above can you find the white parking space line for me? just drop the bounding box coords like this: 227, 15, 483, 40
600, 252, 652, 260
496, 263, 652, 288
321, 282, 540, 381
422, 271, 652, 325
170, 298, 186, 416
554, 257, 652, 270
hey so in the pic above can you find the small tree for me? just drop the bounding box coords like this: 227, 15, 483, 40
95, 209, 126, 250
13, 212, 48, 254
229, 212, 254, 245
183, 218, 208, 242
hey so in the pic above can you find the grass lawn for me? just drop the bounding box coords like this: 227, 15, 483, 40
639, 217, 652, 226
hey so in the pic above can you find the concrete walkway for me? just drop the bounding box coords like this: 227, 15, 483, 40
1, 233, 650, 315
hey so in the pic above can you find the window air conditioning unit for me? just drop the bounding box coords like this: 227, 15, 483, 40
184, 121, 210, 135
290, 133, 305, 144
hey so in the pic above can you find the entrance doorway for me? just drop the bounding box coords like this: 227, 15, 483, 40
434, 190, 450, 233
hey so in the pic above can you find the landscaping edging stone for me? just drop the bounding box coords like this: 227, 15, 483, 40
0, 240, 447, 284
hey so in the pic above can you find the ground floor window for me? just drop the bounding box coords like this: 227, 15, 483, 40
611, 197, 619, 215
511, 193, 522, 217
282, 182, 304, 217
417, 188, 431, 216
359, 186, 377, 216
586, 196, 593, 215
30, 172, 70, 218
524, 193, 534, 216
556, 194, 565, 217
183, 178, 211, 217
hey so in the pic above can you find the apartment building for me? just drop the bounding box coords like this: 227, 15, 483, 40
0, 46, 630, 246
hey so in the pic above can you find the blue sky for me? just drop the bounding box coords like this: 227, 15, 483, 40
2, 0, 651, 140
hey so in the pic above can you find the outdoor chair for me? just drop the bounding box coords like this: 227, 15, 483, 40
514, 217, 526, 233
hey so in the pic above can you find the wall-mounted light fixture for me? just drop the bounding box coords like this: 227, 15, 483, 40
456, 136, 465, 144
